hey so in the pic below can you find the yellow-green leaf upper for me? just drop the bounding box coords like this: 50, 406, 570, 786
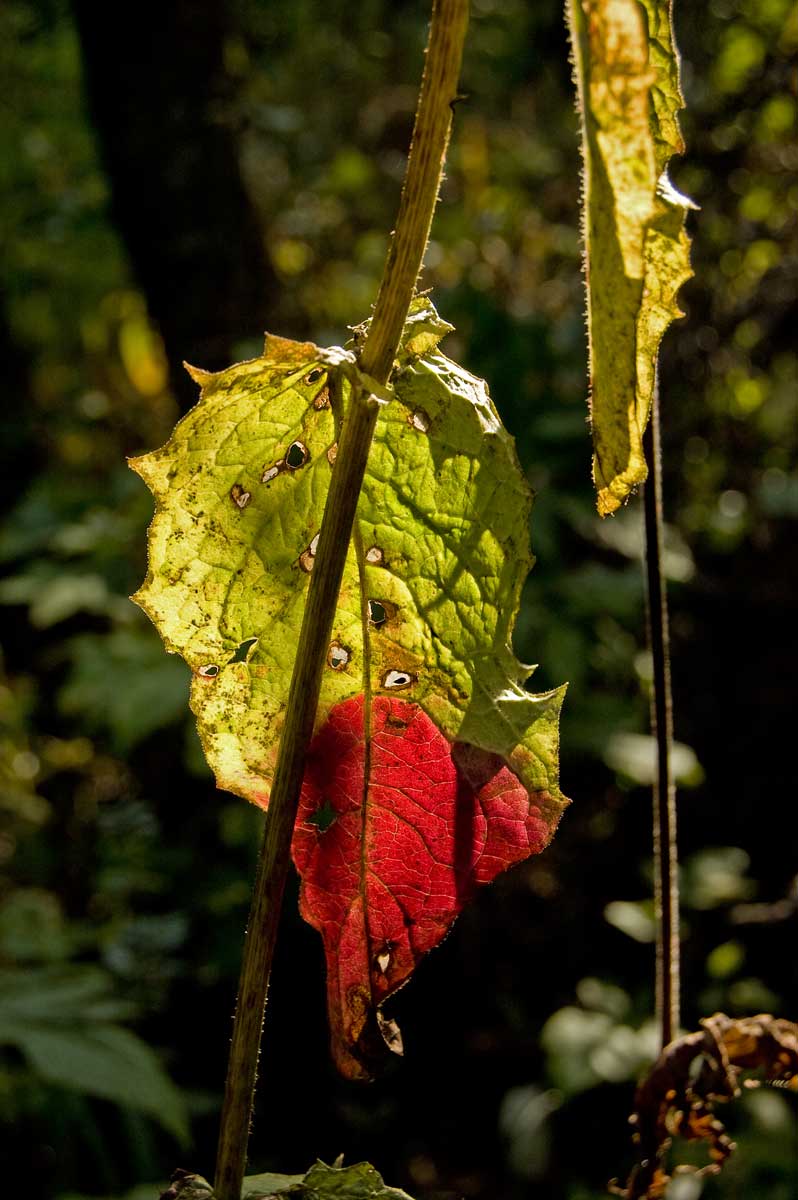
567, 0, 695, 515
131, 302, 566, 825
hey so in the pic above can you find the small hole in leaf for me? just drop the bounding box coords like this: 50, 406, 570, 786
368, 600, 387, 627
304, 367, 324, 385
299, 532, 320, 573
365, 546, 384, 566
409, 408, 431, 433
308, 797, 337, 833
228, 637, 258, 664
327, 443, 338, 465
328, 642, 351, 670
382, 669, 415, 690
230, 483, 251, 509
375, 949, 391, 974
198, 664, 219, 679
313, 385, 330, 410
285, 441, 309, 469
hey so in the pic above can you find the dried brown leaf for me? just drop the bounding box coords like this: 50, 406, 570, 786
611, 1012, 798, 1199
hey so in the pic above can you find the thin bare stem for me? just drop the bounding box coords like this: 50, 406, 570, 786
213, 4, 469, 1197
642, 389, 680, 1050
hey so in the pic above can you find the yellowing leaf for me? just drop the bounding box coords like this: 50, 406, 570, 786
567, 0, 695, 515
130, 298, 565, 829
131, 299, 568, 1074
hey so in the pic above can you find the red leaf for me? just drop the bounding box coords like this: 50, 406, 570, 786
292, 694, 556, 1079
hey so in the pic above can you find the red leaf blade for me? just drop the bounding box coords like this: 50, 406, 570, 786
293, 694, 556, 1079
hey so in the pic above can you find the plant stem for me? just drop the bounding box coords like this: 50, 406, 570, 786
642, 389, 679, 1050
213, 4, 469, 1197
358, 1, 469, 382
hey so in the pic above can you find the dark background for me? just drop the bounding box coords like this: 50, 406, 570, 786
1, 2, 796, 1198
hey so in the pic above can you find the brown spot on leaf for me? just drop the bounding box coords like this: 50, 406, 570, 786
299, 532, 320, 573
328, 642, 351, 670
368, 599, 395, 628
230, 483, 251, 509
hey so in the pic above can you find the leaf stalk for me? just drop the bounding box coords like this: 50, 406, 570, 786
213, 4, 469, 1197
642, 388, 680, 1050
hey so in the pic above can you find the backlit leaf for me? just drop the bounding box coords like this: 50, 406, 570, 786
567, 0, 695, 515
293, 694, 558, 1076
242, 1160, 415, 1198
132, 299, 567, 1075
0, 965, 188, 1142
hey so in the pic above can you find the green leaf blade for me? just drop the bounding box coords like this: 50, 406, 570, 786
0, 966, 189, 1143
242, 1160, 415, 1199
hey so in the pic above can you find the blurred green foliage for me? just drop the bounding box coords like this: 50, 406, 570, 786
1, 1, 796, 1198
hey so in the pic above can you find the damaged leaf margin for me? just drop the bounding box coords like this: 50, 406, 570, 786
130, 298, 566, 820
567, 0, 696, 515
131, 298, 567, 1076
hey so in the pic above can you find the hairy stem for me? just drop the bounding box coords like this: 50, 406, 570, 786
213, 4, 469, 1196
642, 389, 679, 1050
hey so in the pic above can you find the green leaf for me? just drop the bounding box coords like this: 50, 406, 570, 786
242, 1175, 305, 1198
566, 0, 695, 515
131, 299, 566, 819
157, 1162, 417, 1200
59, 628, 191, 750
0, 964, 135, 1023
0, 888, 72, 963
242, 1161, 415, 1199
0, 564, 127, 627
0, 965, 188, 1143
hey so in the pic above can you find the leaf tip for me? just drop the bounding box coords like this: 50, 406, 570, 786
400, 295, 455, 361
129, 584, 164, 637
262, 331, 321, 365
183, 361, 213, 387
127, 451, 150, 482
331, 1000, 404, 1083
